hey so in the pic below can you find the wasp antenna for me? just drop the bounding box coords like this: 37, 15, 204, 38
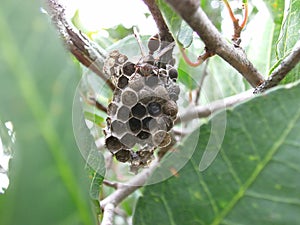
155, 42, 175, 60
133, 26, 146, 58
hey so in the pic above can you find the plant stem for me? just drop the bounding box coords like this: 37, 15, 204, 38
163, 0, 264, 87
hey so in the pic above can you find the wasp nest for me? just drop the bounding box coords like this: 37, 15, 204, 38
103, 43, 179, 173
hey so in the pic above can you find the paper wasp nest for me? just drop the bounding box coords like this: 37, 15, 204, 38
103, 38, 179, 172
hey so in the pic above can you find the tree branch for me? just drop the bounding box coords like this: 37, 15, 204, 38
177, 90, 253, 123
100, 160, 159, 209
254, 40, 300, 93
101, 203, 115, 225
163, 0, 264, 87
45, 0, 115, 90
142, 0, 174, 43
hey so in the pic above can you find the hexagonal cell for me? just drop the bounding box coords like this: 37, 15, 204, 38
128, 75, 144, 92
168, 67, 178, 80
117, 75, 129, 89
122, 61, 135, 76
105, 136, 123, 152
128, 118, 142, 133
132, 103, 147, 118
154, 86, 169, 100
111, 120, 127, 136
147, 102, 162, 117
142, 117, 158, 131
137, 131, 151, 140
157, 116, 173, 132
107, 102, 118, 116
115, 149, 131, 162
112, 88, 122, 102
121, 89, 138, 106
167, 84, 180, 101
116, 54, 128, 64
148, 35, 160, 53
162, 100, 178, 117
152, 130, 171, 147
138, 89, 155, 104
120, 133, 137, 148
117, 105, 131, 121
145, 75, 159, 87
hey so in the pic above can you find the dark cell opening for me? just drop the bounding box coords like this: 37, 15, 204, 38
115, 149, 131, 162
122, 61, 135, 76
132, 103, 147, 118
117, 75, 129, 89
128, 118, 142, 133
105, 136, 122, 152
137, 131, 151, 140
147, 102, 162, 116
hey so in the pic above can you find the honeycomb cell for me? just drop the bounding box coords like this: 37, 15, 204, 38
117, 54, 128, 64
148, 34, 160, 53
120, 133, 137, 148
142, 117, 158, 131
122, 61, 135, 76
112, 88, 122, 102
162, 100, 178, 117
111, 120, 127, 136
121, 89, 138, 106
154, 86, 169, 100
105, 136, 123, 152
128, 75, 144, 92
117, 75, 129, 89
147, 102, 162, 116
128, 118, 142, 133
117, 105, 131, 121
167, 84, 180, 101
168, 67, 178, 80
145, 75, 159, 87
158, 132, 171, 147
138, 89, 155, 104
132, 103, 147, 118
115, 149, 131, 162
157, 116, 173, 131
137, 131, 151, 140
152, 130, 170, 147
107, 102, 118, 116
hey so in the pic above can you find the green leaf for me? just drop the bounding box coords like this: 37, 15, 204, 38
133, 81, 300, 224
177, 21, 193, 48
275, 0, 300, 83
0, 1, 96, 225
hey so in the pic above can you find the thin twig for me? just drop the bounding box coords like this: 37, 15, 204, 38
194, 60, 209, 104
142, 0, 174, 43
45, 0, 115, 90
100, 159, 159, 209
163, 0, 264, 87
101, 203, 115, 225
177, 90, 254, 124
254, 41, 300, 93
102, 180, 121, 189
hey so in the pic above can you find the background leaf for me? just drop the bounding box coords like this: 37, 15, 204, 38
134, 81, 300, 225
274, 0, 300, 83
0, 1, 96, 225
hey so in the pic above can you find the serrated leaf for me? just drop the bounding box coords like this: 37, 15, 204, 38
134, 81, 300, 225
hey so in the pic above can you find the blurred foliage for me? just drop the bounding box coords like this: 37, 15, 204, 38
0, 0, 97, 224
0, 0, 299, 225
